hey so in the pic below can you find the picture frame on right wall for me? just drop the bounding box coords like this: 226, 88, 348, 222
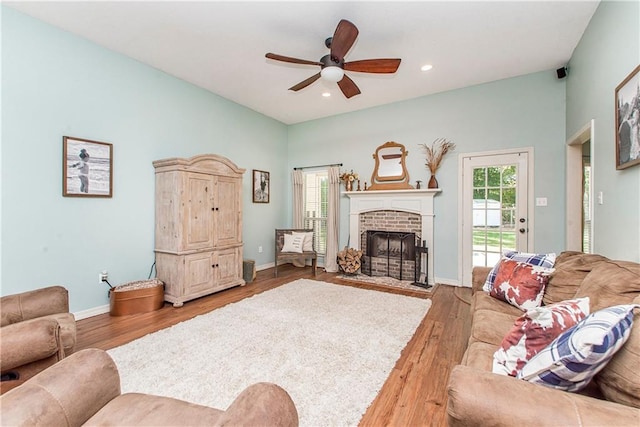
615, 64, 640, 170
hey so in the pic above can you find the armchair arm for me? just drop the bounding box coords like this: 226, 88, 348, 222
0, 349, 121, 427
0, 318, 62, 371
447, 365, 640, 427
1, 286, 69, 326
217, 382, 299, 427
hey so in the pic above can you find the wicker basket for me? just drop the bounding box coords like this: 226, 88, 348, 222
109, 279, 164, 316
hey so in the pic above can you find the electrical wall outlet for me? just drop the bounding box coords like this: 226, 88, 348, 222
98, 270, 108, 284
258, 246, 263, 253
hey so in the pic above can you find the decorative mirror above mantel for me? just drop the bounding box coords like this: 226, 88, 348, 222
368, 141, 413, 190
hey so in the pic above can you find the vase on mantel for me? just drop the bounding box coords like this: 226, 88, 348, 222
428, 174, 439, 189
345, 180, 353, 191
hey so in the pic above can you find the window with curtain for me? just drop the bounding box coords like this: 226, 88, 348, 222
303, 170, 328, 255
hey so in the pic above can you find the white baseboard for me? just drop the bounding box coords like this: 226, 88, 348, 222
435, 277, 466, 287
74, 304, 109, 320
256, 262, 275, 271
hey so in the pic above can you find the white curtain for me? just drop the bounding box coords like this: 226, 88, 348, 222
292, 170, 304, 228
324, 166, 340, 273
291, 169, 305, 267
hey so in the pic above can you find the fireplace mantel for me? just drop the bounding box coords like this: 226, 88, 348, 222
345, 189, 441, 284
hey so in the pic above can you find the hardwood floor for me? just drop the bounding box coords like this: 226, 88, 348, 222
76, 264, 472, 426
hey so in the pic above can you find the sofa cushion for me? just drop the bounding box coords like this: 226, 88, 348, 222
87, 393, 225, 426
518, 304, 638, 392
489, 260, 553, 311
596, 296, 640, 408
471, 291, 522, 318
492, 298, 590, 376
574, 260, 640, 311
468, 309, 519, 347
483, 251, 556, 293
543, 252, 608, 306
463, 341, 496, 372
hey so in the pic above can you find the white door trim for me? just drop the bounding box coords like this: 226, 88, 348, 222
566, 120, 595, 251
457, 147, 535, 286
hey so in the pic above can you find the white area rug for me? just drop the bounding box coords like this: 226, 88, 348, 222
108, 279, 431, 426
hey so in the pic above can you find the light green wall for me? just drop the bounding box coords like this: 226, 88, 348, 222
1, 7, 288, 312
288, 71, 566, 284
567, 0, 640, 261
3, 2, 638, 313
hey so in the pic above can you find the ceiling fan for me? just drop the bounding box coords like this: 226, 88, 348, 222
265, 19, 401, 99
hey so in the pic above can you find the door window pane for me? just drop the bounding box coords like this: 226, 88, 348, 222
472, 164, 518, 267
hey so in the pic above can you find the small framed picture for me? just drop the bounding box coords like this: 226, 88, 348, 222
253, 169, 269, 203
63, 136, 113, 197
615, 65, 640, 170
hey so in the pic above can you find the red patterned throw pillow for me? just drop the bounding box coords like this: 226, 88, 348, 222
493, 297, 590, 376
489, 259, 553, 311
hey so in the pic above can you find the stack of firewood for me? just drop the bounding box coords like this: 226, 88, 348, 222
337, 247, 363, 275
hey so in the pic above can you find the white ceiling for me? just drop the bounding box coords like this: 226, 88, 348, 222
6, 1, 599, 125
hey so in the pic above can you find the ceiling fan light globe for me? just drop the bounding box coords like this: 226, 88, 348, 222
321, 66, 344, 83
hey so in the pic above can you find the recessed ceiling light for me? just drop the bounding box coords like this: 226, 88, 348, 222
421, 64, 433, 71
322, 92, 331, 97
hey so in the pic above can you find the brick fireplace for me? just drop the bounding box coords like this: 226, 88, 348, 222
360, 212, 420, 279
345, 189, 441, 285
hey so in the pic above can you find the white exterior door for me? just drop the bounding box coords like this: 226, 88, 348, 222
460, 150, 532, 285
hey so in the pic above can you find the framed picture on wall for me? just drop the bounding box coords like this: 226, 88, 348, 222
253, 169, 269, 203
615, 65, 640, 170
63, 136, 113, 197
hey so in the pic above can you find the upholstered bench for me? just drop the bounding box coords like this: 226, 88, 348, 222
274, 229, 317, 277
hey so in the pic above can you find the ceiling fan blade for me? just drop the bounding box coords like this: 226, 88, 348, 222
289, 73, 321, 91
344, 58, 401, 74
330, 19, 359, 61
266, 53, 322, 67
337, 74, 361, 99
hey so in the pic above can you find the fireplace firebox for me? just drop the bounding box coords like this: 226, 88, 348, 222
362, 231, 416, 280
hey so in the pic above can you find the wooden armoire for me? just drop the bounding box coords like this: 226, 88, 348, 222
153, 154, 245, 307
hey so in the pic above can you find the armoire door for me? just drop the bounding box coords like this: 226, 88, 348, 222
214, 176, 241, 247
184, 172, 215, 251
213, 247, 242, 288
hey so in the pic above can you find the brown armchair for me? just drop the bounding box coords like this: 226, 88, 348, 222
0, 348, 299, 426
0, 286, 76, 392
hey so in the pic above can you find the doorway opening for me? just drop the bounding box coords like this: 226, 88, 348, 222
566, 120, 594, 253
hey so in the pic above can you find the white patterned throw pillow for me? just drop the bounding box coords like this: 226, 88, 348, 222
517, 304, 639, 392
292, 231, 314, 252
483, 251, 557, 293
282, 233, 304, 253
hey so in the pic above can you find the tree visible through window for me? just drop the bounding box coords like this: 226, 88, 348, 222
303, 170, 328, 255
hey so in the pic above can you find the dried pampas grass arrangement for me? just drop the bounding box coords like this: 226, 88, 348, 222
420, 138, 456, 175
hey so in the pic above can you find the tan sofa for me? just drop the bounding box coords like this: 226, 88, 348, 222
0, 286, 76, 392
0, 348, 299, 426
447, 251, 640, 426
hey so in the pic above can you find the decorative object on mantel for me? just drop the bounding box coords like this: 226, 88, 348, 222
337, 247, 363, 275
419, 138, 456, 188
368, 141, 413, 190
416, 180, 422, 189
340, 169, 359, 191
